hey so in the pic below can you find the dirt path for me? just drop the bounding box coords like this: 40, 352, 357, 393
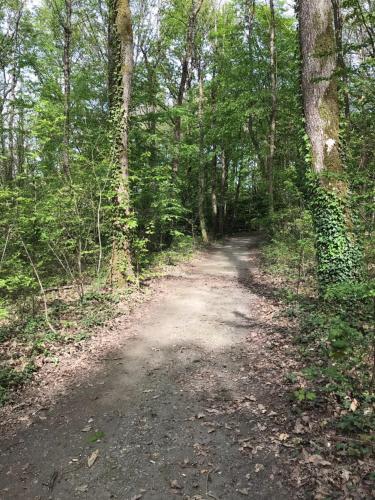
0, 236, 300, 500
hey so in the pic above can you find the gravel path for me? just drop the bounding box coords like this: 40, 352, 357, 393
0, 236, 298, 500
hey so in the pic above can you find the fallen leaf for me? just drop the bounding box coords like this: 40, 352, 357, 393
341, 469, 350, 482
81, 425, 92, 432
350, 399, 359, 412
87, 449, 99, 468
255, 463, 264, 473
238, 488, 249, 495
170, 479, 182, 489
278, 433, 289, 441
76, 485, 88, 493
304, 454, 331, 467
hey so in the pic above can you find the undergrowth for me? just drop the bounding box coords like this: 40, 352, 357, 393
262, 211, 375, 439
0, 234, 199, 405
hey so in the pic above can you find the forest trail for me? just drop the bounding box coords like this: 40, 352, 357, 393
0, 236, 298, 500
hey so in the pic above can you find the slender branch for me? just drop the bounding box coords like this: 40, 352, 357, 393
20, 238, 57, 334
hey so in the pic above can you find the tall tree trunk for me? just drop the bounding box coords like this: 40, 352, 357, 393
198, 65, 208, 243
331, 0, 350, 124
7, 95, 15, 181
232, 162, 243, 231
298, 0, 362, 287
16, 101, 25, 175
218, 150, 228, 236
111, 0, 135, 285
210, 26, 218, 237
172, 0, 204, 174
141, 47, 158, 167
62, 0, 72, 177
108, 0, 118, 110
267, 0, 276, 215
4, 6, 22, 182
211, 152, 218, 235
0, 110, 5, 181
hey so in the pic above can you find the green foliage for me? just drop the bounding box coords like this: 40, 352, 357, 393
87, 431, 105, 443
308, 178, 363, 288
262, 207, 315, 289
0, 363, 37, 405
293, 388, 317, 402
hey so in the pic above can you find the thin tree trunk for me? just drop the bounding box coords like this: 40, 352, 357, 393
218, 150, 228, 236
198, 64, 208, 243
267, 0, 277, 215
0, 110, 5, 181
331, 0, 350, 124
232, 162, 243, 230
63, 0, 72, 177
210, 37, 218, 237
21, 239, 57, 334
17, 98, 25, 175
299, 0, 362, 287
211, 152, 218, 235
172, 0, 204, 174
108, 0, 118, 110
8, 96, 15, 181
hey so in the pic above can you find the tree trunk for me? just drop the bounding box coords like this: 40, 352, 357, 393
331, 0, 350, 124
111, 0, 135, 285
298, 0, 362, 287
232, 162, 243, 231
198, 65, 208, 244
62, 0, 72, 177
210, 40, 218, 237
172, 0, 204, 174
218, 150, 228, 236
267, 0, 276, 215
108, 0, 118, 110
211, 152, 218, 236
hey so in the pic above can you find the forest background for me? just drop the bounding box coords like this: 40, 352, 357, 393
0, 0, 374, 450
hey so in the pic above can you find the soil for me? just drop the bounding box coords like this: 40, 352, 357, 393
0, 235, 305, 499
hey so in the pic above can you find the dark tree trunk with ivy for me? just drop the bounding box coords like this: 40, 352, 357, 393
298, 0, 362, 288
110, 0, 135, 285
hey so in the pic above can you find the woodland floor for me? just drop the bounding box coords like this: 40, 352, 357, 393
0, 236, 369, 499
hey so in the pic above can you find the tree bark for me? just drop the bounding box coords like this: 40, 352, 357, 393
331, 0, 350, 123
110, 0, 135, 285
218, 150, 228, 236
210, 25, 218, 237
172, 0, 204, 174
299, 0, 362, 287
267, 0, 276, 214
108, 0, 118, 111
232, 162, 243, 231
299, 0, 341, 176
198, 64, 208, 243
211, 152, 218, 235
